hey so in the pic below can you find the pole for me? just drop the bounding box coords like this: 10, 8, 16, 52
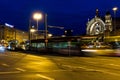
29, 19, 31, 49
114, 11, 116, 35
45, 14, 48, 48
112, 7, 118, 35
37, 19, 39, 30
15, 29, 16, 41
68, 41, 71, 56
36, 19, 39, 39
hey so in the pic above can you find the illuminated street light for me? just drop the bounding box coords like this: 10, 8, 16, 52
112, 7, 118, 12
48, 34, 52, 37
32, 12, 42, 40
33, 12, 42, 30
30, 12, 48, 48
30, 28, 36, 33
112, 7, 118, 35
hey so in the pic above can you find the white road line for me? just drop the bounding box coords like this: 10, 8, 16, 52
16, 68, 26, 72
2, 63, 9, 67
76, 65, 120, 76
62, 64, 120, 76
98, 70, 120, 76
0, 71, 21, 74
109, 64, 120, 67
86, 61, 97, 64
62, 65, 96, 71
53, 69, 68, 72
77, 66, 102, 72
36, 74, 55, 80
77, 66, 120, 76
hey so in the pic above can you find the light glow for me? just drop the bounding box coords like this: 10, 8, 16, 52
33, 13, 42, 20
112, 7, 118, 11
30, 29, 36, 32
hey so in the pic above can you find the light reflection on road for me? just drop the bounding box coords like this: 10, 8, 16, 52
81, 48, 119, 56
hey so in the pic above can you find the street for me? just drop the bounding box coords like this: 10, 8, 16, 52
0, 51, 120, 80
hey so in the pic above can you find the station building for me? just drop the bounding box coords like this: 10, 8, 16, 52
86, 9, 120, 43
86, 9, 120, 37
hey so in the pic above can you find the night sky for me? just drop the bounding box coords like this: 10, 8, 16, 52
0, 0, 120, 36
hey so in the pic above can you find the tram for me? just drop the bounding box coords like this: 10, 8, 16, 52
30, 36, 83, 55
29, 35, 100, 55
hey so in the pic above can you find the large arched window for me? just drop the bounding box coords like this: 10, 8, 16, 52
87, 17, 105, 35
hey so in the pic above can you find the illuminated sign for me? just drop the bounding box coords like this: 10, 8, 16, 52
5, 23, 14, 28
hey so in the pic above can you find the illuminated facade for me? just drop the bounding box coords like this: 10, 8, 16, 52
87, 9, 105, 35
86, 17, 105, 35
0, 25, 15, 42
86, 9, 112, 36
15, 29, 28, 43
104, 11, 112, 36
0, 25, 28, 44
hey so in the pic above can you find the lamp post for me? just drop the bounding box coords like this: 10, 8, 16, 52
33, 12, 42, 30
44, 14, 48, 48
33, 12, 42, 40
31, 12, 48, 48
112, 7, 118, 35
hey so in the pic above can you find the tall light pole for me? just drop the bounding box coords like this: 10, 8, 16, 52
33, 12, 42, 39
45, 13, 48, 48
112, 7, 118, 35
32, 12, 48, 48
33, 12, 42, 31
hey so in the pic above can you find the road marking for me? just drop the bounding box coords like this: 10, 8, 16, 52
86, 61, 97, 64
2, 63, 9, 67
0, 71, 21, 74
97, 70, 120, 76
78, 66, 120, 76
109, 64, 120, 67
62, 64, 120, 76
77, 66, 120, 76
62, 65, 96, 71
16, 68, 26, 72
53, 69, 69, 72
36, 74, 55, 80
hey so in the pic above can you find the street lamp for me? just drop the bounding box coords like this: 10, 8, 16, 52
33, 12, 42, 40
32, 12, 48, 48
30, 28, 36, 33
112, 7, 118, 35
33, 12, 42, 30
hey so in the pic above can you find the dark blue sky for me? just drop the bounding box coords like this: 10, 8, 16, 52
0, 0, 120, 35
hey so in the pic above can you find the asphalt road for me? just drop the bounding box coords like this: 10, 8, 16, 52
0, 50, 120, 80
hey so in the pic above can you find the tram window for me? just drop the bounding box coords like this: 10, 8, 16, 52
31, 43, 36, 47
59, 42, 68, 48
37, 43, 45, 48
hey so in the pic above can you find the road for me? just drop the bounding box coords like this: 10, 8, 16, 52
0, 50, 120, 80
